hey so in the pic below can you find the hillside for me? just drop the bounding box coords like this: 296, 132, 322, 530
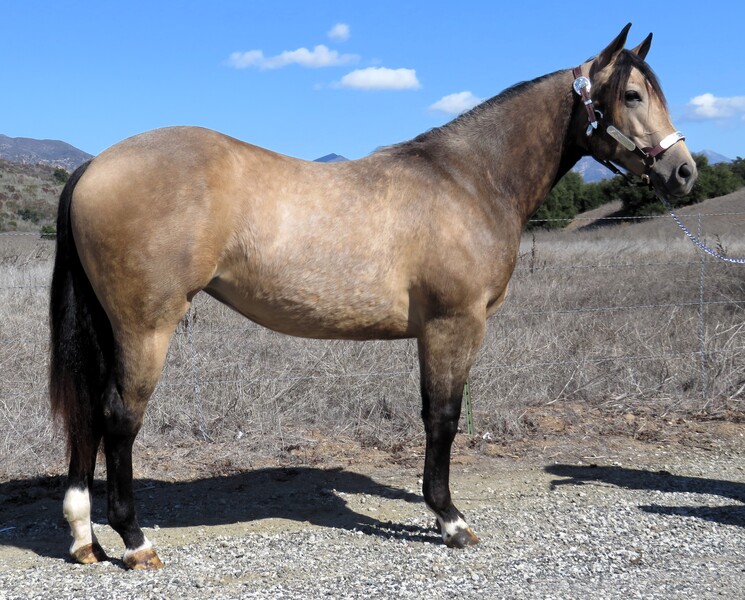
0, 159, 64, 232
558, 187, 745, 245
0, 134, 92, 171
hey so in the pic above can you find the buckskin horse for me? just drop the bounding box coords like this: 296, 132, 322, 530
50, 24, 696, 569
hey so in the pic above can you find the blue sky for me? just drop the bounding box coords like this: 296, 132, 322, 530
3, 1, 744, 161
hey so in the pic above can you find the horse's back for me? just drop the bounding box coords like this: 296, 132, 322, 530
70, 126, 503, 341
69, 127, 417, 338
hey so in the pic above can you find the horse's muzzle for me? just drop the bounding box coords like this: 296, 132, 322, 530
651, 150, 698, 198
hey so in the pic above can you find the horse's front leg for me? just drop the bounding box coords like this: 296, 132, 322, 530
418, 312, 485, 548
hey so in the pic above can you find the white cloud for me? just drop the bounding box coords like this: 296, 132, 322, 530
228, 44, 358, 70
338, 67, 421, 90
429, 91, 483, 115
687, 93, 745, 120
328, 23, 350, 42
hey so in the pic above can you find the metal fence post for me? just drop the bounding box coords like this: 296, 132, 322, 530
185, 308, 210, 441
697, 213, 709, 403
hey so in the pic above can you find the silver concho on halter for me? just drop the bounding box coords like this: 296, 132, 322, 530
572, 76, 592, 96
573, 75, 599, 136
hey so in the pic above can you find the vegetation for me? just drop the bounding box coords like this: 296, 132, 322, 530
0, 160, 65, 233
53, 167, 69, 185
532, 154, 745, 228
2, 201, 743, 477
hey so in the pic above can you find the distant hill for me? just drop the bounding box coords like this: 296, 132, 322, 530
562, 187, 745, 243
572, 156, 614, 182
700, 149, 732, 164
0, 134, 93, 171
572, 150, 735, 183
314, 153, 349, 163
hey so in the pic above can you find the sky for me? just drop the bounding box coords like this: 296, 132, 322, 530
3, 1, 744, 161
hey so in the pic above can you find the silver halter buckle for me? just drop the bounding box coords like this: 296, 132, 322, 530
572, 70, 599, 136
572, 76, 592, 96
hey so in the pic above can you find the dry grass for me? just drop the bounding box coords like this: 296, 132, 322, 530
1, 191, 743, 479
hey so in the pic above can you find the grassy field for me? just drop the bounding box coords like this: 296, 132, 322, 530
1, 190, 743, 479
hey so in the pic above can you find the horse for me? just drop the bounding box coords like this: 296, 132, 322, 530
49, 23, 696, 569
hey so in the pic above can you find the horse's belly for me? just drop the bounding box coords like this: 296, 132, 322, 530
206, 276, 414, 340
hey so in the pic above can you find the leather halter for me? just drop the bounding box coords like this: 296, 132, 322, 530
572, 66, 685, 185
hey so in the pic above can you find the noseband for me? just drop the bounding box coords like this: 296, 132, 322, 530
572, 66, 685, 185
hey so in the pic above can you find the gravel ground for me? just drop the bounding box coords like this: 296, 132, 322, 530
1, 432, 743, 599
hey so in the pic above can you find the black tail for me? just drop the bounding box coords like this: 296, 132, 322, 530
49, 161, 114, 462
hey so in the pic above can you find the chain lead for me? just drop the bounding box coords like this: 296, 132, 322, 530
656, 193, 745, 264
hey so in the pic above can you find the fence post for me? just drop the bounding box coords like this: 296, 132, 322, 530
697, 214, 709, 403
463, 382, 473, 435
185, 307, 210, 441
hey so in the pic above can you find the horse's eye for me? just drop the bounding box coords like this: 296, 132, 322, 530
625, 90, 642, 103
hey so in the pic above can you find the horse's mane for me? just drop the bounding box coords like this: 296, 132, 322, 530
376, 49, 666, 161
375, 71, 561, 157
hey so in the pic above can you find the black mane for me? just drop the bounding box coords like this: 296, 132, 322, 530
377, 70, 561, 155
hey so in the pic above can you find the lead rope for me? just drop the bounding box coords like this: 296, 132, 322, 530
655, 192, 745, 264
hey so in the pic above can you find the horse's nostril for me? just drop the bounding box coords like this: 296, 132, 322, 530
678, 163, 692, 180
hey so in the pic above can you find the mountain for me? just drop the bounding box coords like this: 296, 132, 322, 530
572, 156, 614, 183
314, 153, 349, 163
0, 134, 93, 171
572, 149, 736, 182
700, 149, 732, 164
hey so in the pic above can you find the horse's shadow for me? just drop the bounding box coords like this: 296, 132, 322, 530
545, 464, 745, 528
0, 466, 432, 562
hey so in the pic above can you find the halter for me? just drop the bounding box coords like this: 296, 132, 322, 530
572, 66, 686, 186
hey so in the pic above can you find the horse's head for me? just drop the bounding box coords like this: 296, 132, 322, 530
573, 23, 697, 198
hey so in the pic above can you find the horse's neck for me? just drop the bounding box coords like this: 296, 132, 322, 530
435, 70, 580, 223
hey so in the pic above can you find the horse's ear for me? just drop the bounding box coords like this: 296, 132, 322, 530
631, 33, 653, 60
594, 23, 632, 71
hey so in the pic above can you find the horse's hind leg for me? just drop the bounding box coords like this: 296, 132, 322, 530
418, 312, 485, 548
102, 328, 173, 569
63, 430, 107, 563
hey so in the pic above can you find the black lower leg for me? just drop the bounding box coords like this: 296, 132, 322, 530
422, 398, 462, 521
104, 432, 146, 551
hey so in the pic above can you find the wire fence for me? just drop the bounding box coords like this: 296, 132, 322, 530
1, 209, 744, 445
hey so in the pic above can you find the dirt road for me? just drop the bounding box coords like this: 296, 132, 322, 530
1, 424, 743, 599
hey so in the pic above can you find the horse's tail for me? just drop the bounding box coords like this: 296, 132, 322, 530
49, 160, 113, 462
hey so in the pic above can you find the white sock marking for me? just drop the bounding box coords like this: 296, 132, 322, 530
428, 505, 470, 542
63, 487, 96, 554
123, 537, 153, 562
438, 515, 470, 540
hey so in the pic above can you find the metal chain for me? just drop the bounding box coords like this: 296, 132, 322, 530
656, 193, 745, 264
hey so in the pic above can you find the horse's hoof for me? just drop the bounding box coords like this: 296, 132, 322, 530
71, 542, 108, 564
123, 547, 164, 570
444, 527, 480, 549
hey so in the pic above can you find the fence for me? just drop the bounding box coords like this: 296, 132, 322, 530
1, 207, 744, 464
